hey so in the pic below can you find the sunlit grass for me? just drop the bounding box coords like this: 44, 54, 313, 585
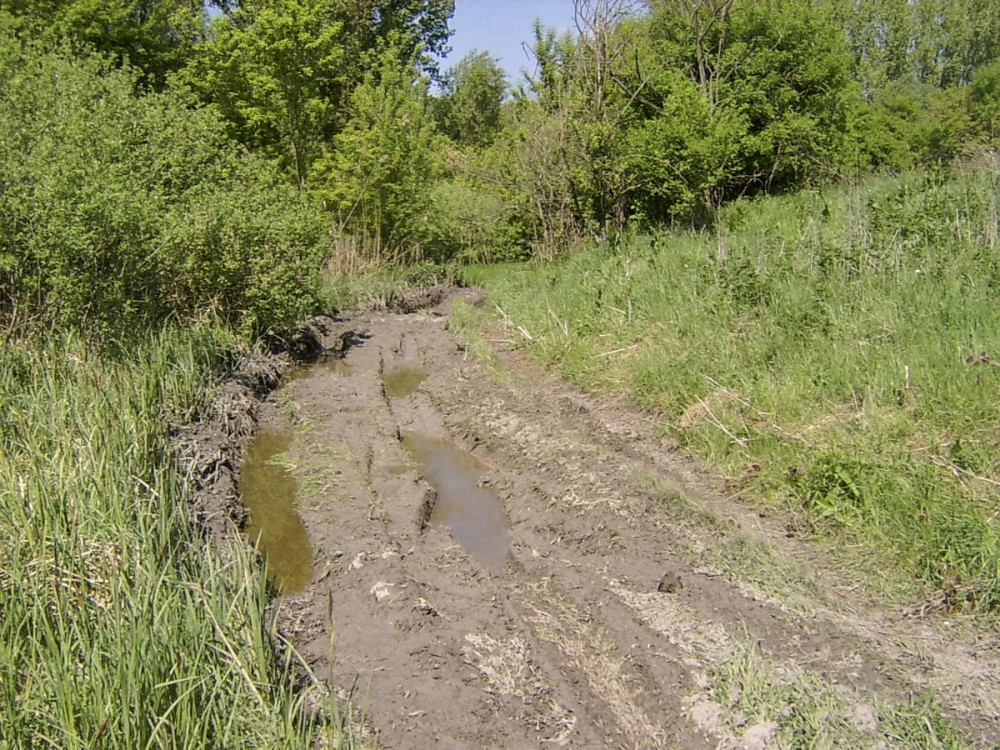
710, 643, 968, 748
466, 168, 1000, 612
0, 327, 349, 748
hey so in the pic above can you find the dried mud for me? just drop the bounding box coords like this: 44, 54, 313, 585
236, 290, 999, 749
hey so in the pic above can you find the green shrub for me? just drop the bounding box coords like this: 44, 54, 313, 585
0, 32, 330, 337
970, 59, 1000, 147
420, 179, 524, 263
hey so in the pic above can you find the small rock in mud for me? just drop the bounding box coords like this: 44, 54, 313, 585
371, 581, 394, 602
414, 598, 441, 617
657, 569, 684, 594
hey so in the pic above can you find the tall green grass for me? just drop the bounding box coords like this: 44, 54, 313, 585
466, 168, 1000, 611
0, 328, 341, 748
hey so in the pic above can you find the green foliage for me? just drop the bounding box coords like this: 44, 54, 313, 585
471, 169, 1000, 610
310, 44, 445, 263
179, 0, 349, 186
525, 20, 579, 110
434, 50, 507, 148
642, 0, 855, 201
853, 79, 976, 169
0, 36, 329, 336
469, 0, 859, 256
622, 70, 739, 220
1, 0, 214, 85
477, 101, 595, 256
362, 0, 455, 79
180, 0, 453, 186
0, 328, 345, 747
420, 178, 522, 263
827, 0, 1000, 91
970, 59, 1000, 146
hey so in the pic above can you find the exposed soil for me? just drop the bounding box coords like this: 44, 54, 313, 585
243, 289, 1000, 749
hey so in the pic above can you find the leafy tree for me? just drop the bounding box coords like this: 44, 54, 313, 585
434, 50, 507, 148
970, 59, 1000, 146
309, 44, 445, 263
182, 0, 453, 187
826, 0, 1000, 91
362, 0, 455, 78
525, 19, 579, 110
2, 0, 216, 85
179, 0, 349, 187
851, 77, 976, 170
924, 0, 1000, 87
827, 0, 915, 95
480, 100, 591, 256
633, 0, 854, 205
623, 69, 743, 220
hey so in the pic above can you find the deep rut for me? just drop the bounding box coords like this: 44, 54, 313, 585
251, 294, 1000, 749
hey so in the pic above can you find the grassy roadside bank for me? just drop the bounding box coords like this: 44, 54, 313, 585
0, 327, 341, 748
463, 168, 1000, 613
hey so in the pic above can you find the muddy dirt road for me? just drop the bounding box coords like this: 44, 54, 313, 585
248, 291, 1000, 749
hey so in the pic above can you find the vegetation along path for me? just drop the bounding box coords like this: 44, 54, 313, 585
245, 290, 999, 749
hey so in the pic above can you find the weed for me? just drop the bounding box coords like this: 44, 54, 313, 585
470, 169, 1000, 611
0, 328, 356, 747
711, 643, 968, 748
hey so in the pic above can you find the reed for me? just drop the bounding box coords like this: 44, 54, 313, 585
0, 326, 346, 748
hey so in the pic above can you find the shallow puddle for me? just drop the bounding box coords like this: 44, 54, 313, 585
403, 432, 509, 570
383, 365, 426, 398
284, 356, 352, 385
239, 431, 314, 593
323, 358, 353, 377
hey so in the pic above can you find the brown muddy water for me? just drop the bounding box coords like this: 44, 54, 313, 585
403, 432, 509, 570
383, 365, 426, 398
284, 356, 353, 386
239, 431, 314, 593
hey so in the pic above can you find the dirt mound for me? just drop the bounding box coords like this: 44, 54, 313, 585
388, 284, 485, 315
169, 349, 287, 538
234, 289, 999, 749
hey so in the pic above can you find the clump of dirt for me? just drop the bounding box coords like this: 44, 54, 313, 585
169, 348, 288, 538
388, 284, 485, 315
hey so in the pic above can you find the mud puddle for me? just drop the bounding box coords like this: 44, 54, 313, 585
383, 364, 425, 398
403, 432, 509, 570
284, 356, 352, 386
238, 431, 313, 593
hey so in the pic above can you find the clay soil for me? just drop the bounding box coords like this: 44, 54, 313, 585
249, 290, 1000, 749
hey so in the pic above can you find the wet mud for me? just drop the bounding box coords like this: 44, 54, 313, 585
383, 364, 426, 398
244, 290, 1000, 749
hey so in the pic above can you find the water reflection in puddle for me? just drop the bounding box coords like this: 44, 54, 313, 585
403, 432, 509, 570
383, 365, 426, 398
239, 431, 314, 593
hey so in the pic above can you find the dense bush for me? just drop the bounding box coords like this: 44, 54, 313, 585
0, 30, 330, 336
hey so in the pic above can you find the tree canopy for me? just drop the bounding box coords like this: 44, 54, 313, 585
2, 0, 1000, 300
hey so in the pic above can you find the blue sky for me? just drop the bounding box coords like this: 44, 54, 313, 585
438, 0, 577, 82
